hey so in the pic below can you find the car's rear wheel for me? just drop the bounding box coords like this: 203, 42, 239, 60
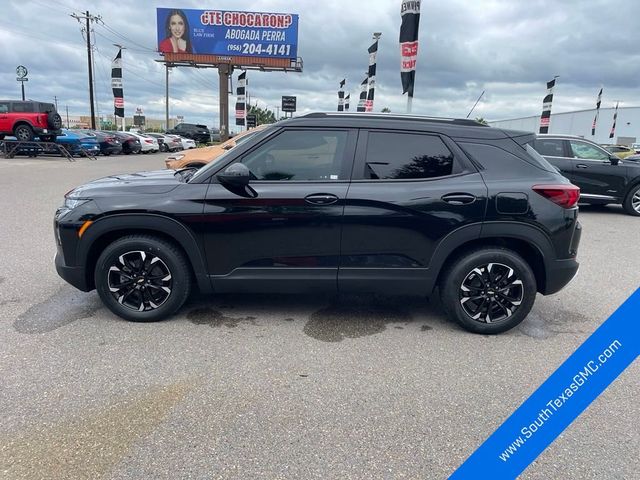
439, 248, 537, 334
622, 183, 640, 216
95, 235, 191, 322
14, 124, 34, 142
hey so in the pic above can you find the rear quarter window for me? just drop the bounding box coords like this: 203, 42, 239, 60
459, 142, 557, 178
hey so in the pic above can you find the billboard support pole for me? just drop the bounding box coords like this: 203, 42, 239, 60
219, 64, 230, 142
165, 65, 169, 130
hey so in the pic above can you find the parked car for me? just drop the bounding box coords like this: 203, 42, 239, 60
603, 144, 636, 159
624, 154, 640, 162
165, 123, 210, 143
0, 99, 62, 141
632, 143, 640, 153
127, 132, 159, 153
531, 134, 640, 215
146, 132, 182, 152
54, 113, 581, 334
112, 131, 142, 154
166, 134, 195, 150
78, 130, 123, 156
54, 129, 101, 156
165, 125, 267, 169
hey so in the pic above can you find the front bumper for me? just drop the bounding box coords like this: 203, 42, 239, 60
55, 251, 91, 291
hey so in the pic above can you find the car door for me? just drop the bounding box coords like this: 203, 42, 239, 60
339, 129, 487, 295
201, 127, 357, 293
0, 101, 10, 133
532, 138, 574, 180
568, 139, 628, 198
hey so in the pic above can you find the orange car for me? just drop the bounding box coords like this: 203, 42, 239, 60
164, 125, 268, 169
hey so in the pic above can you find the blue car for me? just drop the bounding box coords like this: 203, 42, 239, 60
55, 129, 101, 156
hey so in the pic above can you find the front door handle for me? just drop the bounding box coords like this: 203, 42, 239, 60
441, 193, 476, 205
305, 193, 339, 205
576, 164, 588, 169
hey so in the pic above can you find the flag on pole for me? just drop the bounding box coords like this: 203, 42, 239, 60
338, 79, 345, 112
357, 77, 368, 112
400, 0, 421, 97
539, 78, 556, 134
235, 72, 246, 126
609, 102, 619, 139
344, 93, 350, 111
111, 49, 124, 118
365, 38, 379, 112
591, 87, 603, 135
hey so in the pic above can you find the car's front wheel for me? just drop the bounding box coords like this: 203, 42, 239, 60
439, 248, 537, 334
95, 235, 191, 322
622, 183, 640, 216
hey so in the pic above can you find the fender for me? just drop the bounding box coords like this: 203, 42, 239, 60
427, 221, 554, 292
77, 213, 212, 293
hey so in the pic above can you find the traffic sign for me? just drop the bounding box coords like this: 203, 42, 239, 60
281, 96, 297, 112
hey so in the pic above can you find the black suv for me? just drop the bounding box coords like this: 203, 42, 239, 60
166, 123, 210, 143
54, 113, 581, 334
0, 100, 62, 141
531, 134, 640, 216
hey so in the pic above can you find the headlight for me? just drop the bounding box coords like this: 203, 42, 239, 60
64, 197, 90, 209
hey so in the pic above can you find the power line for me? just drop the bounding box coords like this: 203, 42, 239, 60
71, 10, 102, 129
97, 20, 156, 52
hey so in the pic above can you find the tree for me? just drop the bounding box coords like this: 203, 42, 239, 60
381, 107, 391, 113
248, 105, 277, 125
475, 117, 488, 125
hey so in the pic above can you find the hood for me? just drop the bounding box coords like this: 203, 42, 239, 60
68, 169, 182, 198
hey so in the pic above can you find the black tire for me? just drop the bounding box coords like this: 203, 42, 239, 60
14, 124, 34, 142
622, 183, 640, 216
160, 143, 168, 152
47, 112, 63, 130
94, 235, 191, 322
39, 134, 55, 142
439, 247, 537, 334
0, 134, 5, 140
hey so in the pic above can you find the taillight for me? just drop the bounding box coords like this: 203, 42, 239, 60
532, 184, 580, 208
145, 139, 153, 143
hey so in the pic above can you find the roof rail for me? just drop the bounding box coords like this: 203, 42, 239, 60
300, 112, 488, 127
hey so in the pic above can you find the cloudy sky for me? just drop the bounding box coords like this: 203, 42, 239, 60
1, 0, 638, 128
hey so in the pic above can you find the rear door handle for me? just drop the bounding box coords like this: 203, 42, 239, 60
441, 193, 476, 205
576, 164, 588, 169
305, 193, 339, 205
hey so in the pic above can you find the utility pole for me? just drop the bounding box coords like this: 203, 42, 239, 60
54, 96, 58, 110
71, 11, 101, 129
65, 105, 70, 128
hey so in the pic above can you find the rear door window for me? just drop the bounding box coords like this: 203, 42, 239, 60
362, 132, 455, 180
11, 102, 34, 113
532, 138, 566, 157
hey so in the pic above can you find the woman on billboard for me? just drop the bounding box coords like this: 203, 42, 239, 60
159, 9, 193, 53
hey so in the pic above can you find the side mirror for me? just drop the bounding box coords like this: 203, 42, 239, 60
609, 155, 620, 165
217, 163, 251, 187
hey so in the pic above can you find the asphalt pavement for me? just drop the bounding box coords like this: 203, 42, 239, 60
0, 152, 638, 479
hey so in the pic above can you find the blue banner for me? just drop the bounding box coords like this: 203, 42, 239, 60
450, 288, 640, 479
156, 8, 298, 58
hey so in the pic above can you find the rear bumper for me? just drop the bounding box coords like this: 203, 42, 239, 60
542, 258, 579, 295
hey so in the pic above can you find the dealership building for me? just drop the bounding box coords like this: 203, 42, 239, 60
489, 106, 640, 146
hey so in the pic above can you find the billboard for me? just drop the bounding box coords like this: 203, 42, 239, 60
157, 8, 298, 59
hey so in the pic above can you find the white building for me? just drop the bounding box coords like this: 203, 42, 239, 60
489, 107, 640, 146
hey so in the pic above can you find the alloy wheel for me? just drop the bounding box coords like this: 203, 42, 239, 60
107, 250, 172, 312
459, 263, 524, 323
632, 188, 640, 213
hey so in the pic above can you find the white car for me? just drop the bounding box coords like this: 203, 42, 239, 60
128, 132, 159, 153
166, 134, 196, 150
